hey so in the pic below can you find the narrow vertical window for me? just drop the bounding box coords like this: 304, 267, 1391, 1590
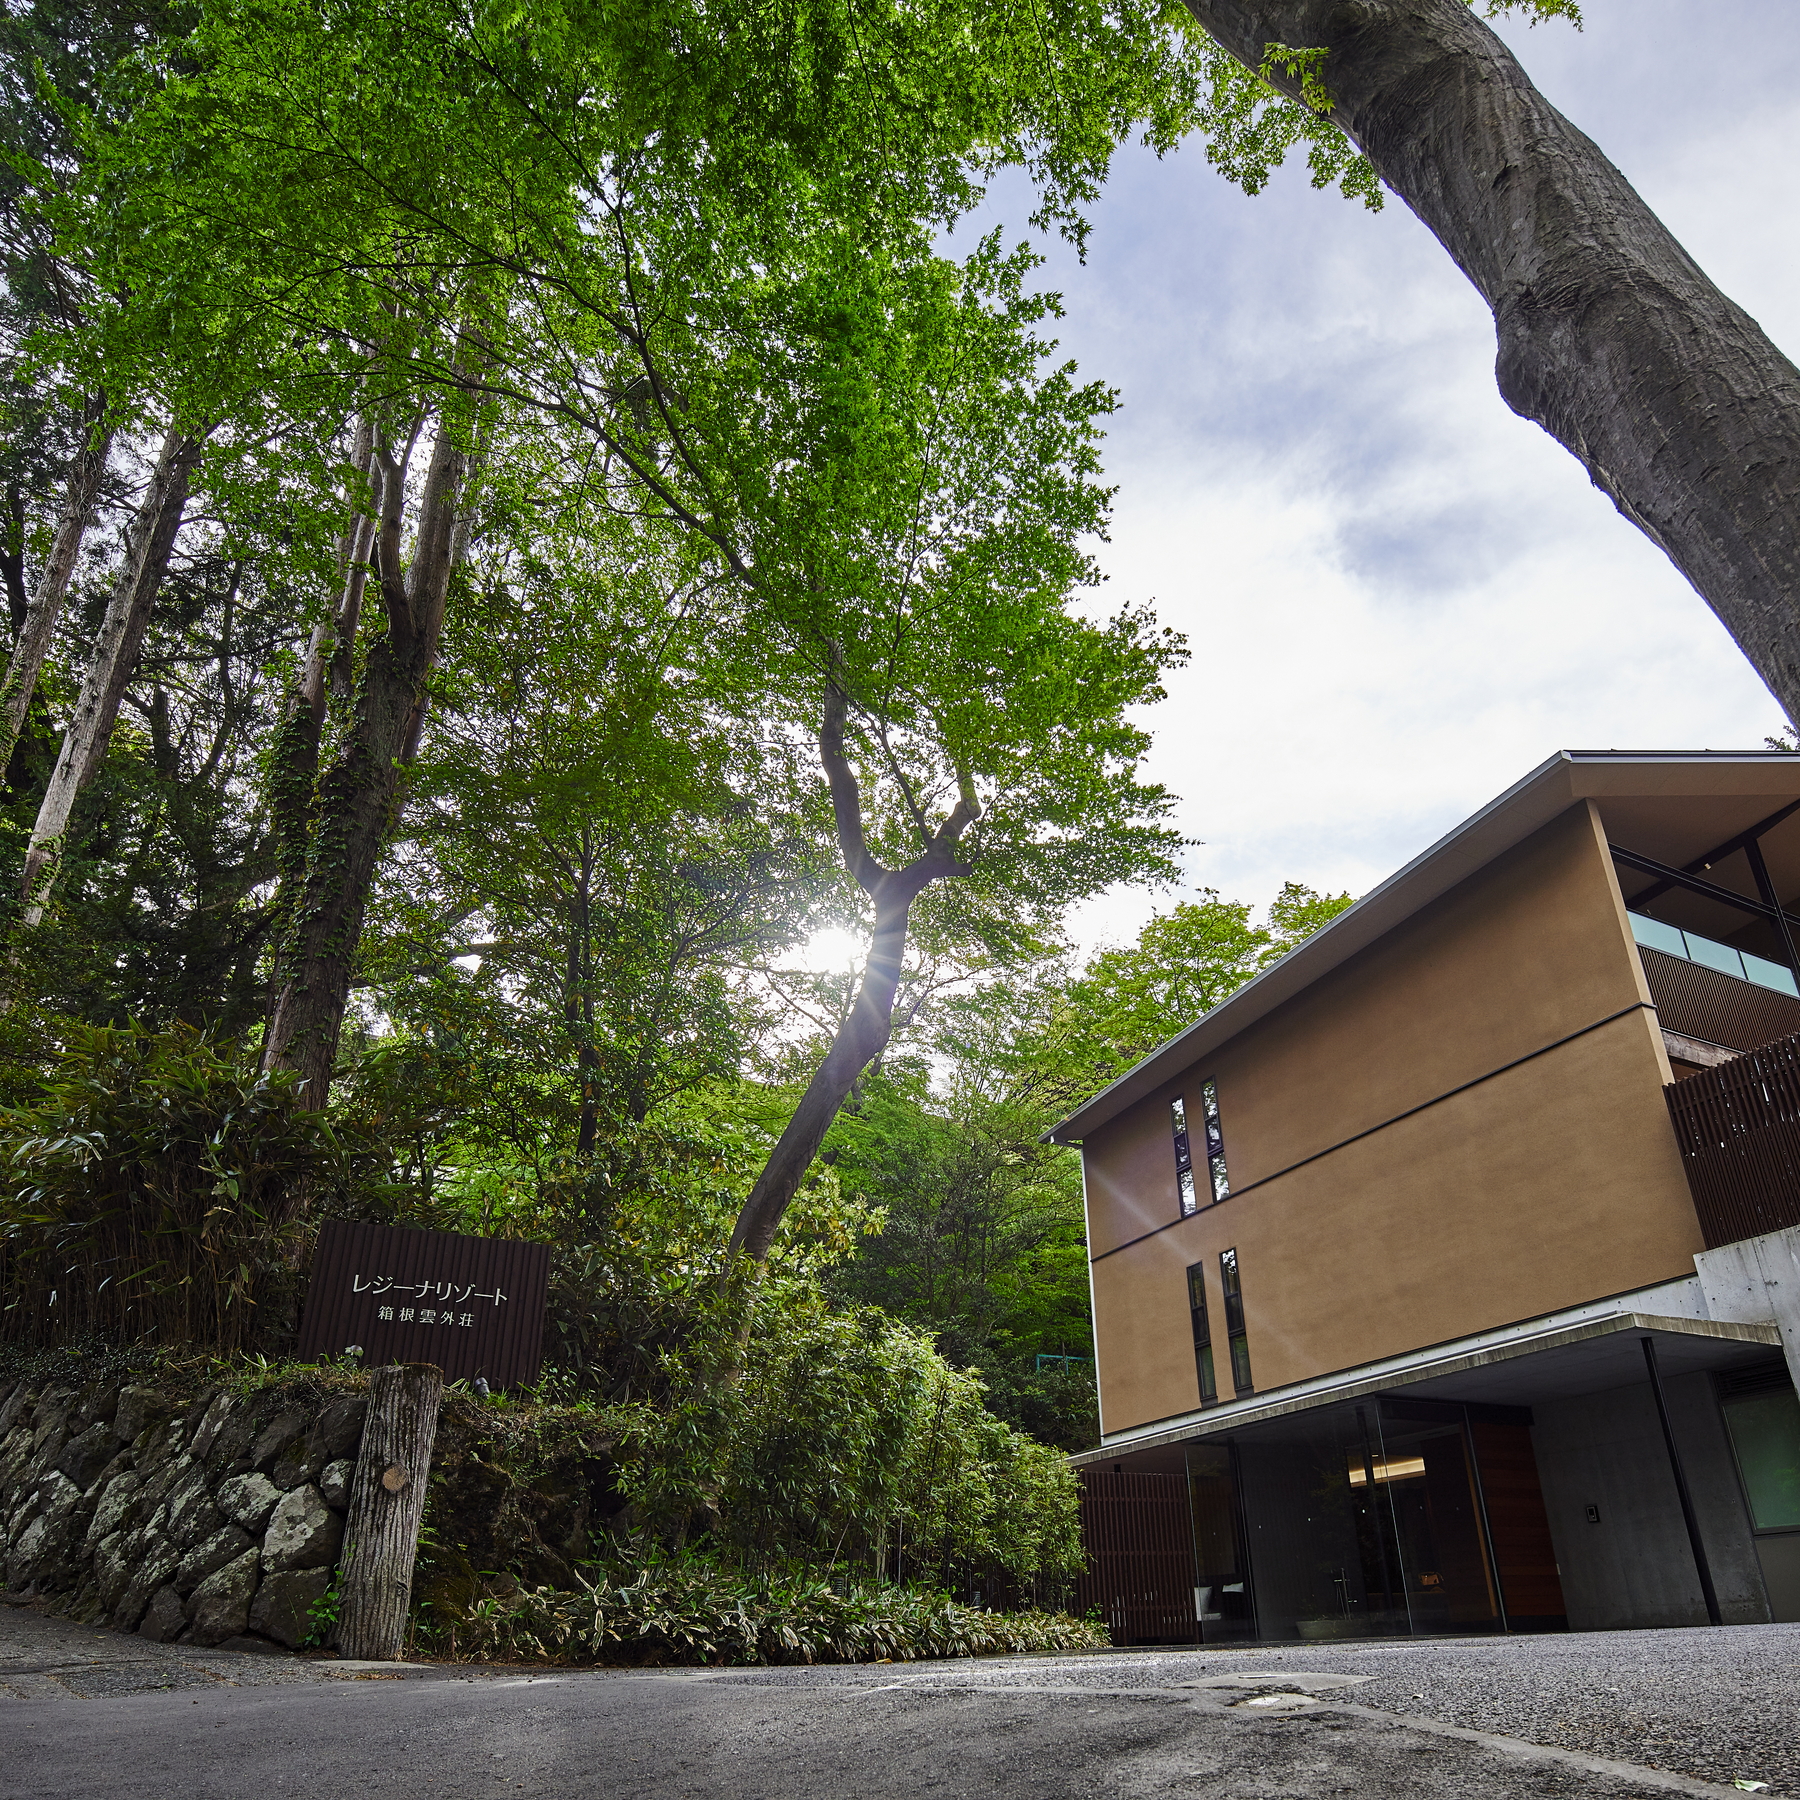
1220, 1247, 1253, 1394
1172, 1096, 1197, 1216
1188, 1263, 1217, 1404
1201, 1079, 1230, 1201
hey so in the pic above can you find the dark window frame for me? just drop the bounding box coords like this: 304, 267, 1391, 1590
1201, 1079, 1230, 1202
1188, 1262, 1217, 1405
1220, 1247, 1253, 1394
1171, 1095, 1197, 1216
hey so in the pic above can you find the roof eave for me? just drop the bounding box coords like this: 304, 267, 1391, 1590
1043, 748, 1587, 1144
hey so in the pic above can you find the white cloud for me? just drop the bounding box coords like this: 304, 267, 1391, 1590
964, 0, 1800, 953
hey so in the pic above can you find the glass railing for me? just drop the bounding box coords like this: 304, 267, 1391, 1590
1628, 912, 1800, 998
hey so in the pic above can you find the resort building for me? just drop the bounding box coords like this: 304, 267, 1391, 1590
1056, 751, 1800, 1641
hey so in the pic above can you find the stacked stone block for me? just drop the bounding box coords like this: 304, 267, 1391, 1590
0, 1377, 364, 1650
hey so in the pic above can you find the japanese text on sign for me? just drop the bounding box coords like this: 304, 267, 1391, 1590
351, 1275, 508, 1306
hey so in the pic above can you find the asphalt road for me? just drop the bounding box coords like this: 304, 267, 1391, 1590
3, 1604, 1795, 1800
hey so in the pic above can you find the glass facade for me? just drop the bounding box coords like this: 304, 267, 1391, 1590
1628, 911, 1799, 997
1723, 1382, 1800, 1531
1232, 1399, 1507, 1640
1187, 1444, 1255, 1642
1084, 1398, 1575, 1647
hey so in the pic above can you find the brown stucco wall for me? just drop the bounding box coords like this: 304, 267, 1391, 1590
1084, 801, 1702, 1437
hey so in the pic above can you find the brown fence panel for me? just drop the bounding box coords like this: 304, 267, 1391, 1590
1665, 1030, 1800, 1248
1641, 948, 1800, 1052
1075, 1470, 1198, 1646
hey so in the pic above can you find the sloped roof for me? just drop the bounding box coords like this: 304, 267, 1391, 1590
1043, 750, 1800, 1145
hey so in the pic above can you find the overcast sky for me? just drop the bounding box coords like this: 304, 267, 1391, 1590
959, 0, 1800, 952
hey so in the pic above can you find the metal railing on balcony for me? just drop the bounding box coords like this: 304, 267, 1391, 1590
1665, 1030, 1800, 1248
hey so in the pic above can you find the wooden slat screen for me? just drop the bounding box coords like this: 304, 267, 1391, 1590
1664, 1029, 1800, 1248
1075, 1470, 1199, 1646
1640, 947, 1800, 1052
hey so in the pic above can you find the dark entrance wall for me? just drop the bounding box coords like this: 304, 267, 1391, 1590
1467, 1421, 1566, 1628
1531, 1371, 1771, 1629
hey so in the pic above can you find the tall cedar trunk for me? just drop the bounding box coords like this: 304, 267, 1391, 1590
334, 1361, 443, 1661
1185, 0, 1800, 722
262, 423, 467, 1111
19, 431, 197, 923
0, 401, 113, 775
265, 423, 377, 960
726, 675, 976, 1263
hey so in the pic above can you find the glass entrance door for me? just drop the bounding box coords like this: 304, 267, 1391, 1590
1187, 1444, 1256, 1642
1354, 1403, 1501, 1634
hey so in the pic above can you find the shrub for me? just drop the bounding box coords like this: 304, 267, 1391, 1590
0, 1023, 351, 1352
416, 1557, 1106, 1665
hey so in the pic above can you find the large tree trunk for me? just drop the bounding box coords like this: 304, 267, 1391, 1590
265, 421, 377, 960
728, 885, 924, 1262
0, 403, 114, 777
262, 422, 468, 1111
19, 430, 197, 924
726, 674, 975, 1263
1185, 0, 1800, 723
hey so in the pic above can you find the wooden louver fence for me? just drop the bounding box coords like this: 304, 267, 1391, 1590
1665, 1029, 1800, 1249
1075, 1470, 1199, 1646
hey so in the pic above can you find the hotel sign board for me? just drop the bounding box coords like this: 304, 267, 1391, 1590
296, 1220, 551, 1390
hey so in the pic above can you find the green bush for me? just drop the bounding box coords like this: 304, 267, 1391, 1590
414, 1279, 1086, 1617
417, 1558, 1105, 1665
0, 1023, 358, 1352
616, 1288, 1086, 1590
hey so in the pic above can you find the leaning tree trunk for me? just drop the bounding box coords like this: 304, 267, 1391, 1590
726, 674, 976, 1264
0, 401, 114, 776
334, 1361, 444, 1661
262, 422, 468, 1112
19, 431, 197, 924
1185, 0, 1800, 724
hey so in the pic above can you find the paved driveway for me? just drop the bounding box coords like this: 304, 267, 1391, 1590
2, 1603, 1795, 1799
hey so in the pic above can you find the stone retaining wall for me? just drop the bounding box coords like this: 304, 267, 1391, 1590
0, 1374, 366, 1651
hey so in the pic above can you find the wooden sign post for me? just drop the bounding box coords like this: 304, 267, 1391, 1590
334, 1362, 444, 1661
297, 1223, 552, 1660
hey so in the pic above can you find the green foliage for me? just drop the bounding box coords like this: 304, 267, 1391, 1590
401, 1178, 1083, 1607
300, 1574, 340, 1650
1197, 42, 1383, 208
0, 1021, 372, 1352
972, 882, 1356, 1114
417, 1560, 1105, 1666
820, 884, 1353, 1450
822, 1063, 1094, 1448
621, 1288, 1085, 1584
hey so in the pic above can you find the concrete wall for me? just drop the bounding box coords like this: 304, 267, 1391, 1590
1696, 1225, 1800, 1397
1531, 1373, 1770, 1630
1085, 800, 1703, 1437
